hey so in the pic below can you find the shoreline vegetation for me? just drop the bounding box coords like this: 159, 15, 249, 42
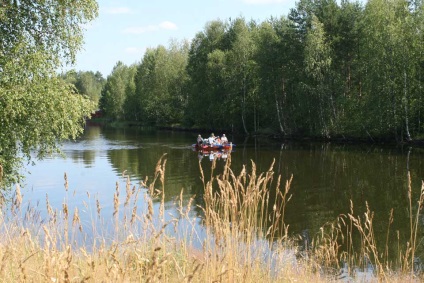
2, 1, 424, 281
88, 117, 424, 146
1, 155, 423, 282
89, 0, 424, 145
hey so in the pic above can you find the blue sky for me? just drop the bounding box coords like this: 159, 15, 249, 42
69, 0, 297, 77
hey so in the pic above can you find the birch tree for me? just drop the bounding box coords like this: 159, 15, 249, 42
0, 0, 98, 186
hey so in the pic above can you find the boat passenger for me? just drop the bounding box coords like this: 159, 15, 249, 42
197, 134, 203, 146
215, 136, 221, 145
208, 133, 215, 145
221, 134, 228, 145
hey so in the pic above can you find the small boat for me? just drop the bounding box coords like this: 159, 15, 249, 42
192, 142, 234, 151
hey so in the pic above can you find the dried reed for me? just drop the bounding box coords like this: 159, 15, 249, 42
0, 157, 422, 282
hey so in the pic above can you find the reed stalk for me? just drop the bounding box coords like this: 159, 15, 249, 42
0, 158, 422, 282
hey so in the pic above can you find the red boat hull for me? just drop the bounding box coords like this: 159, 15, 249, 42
193, 143, 233, 151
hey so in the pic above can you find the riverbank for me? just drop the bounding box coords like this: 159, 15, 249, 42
2, 155, 423, 282
87, 117, 424, 146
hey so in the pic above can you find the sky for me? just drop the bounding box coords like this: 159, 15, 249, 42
69, 0, 298, 77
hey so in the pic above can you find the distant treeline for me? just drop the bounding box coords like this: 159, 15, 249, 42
67, 0, 424, 142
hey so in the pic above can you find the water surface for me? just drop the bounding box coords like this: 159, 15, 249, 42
20, 125, 424, 257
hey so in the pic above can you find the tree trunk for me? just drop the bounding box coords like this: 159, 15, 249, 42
253, 98, 257, 133
404, 68, 411, 141
275, 73, 286, 135
241, 79, 249, 135
275, 92, 285, 135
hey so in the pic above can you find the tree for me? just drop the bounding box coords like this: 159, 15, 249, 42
256, 18, 290, 135
359, 0, 424, 140
186, 20, 228, 129
304, 15, 333, 137
255, 16, 304, 135
62, 70, 105, 106
134, 41, 189, 126
99, 62, 136, 121
0, 0, 98, 186
75, 71, 105, 106
123, 72, 139, 122
224, 18, 258, 135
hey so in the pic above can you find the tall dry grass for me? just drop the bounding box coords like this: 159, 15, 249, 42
0, 154, 423, 282
308, 172, 424, 282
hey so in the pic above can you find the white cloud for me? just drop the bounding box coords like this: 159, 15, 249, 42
158, 21, 178, 30
122, 21, 178, 34
104, 7, 132, 14
242, 0, 288, 4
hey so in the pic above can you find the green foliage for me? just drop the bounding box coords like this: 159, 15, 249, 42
133, 41, 189, 126
97, 0, 424, 143
185, 20, 228, 129
0, 0, 98, 186
62, 70, 105, 106
99, 62, 137, 121
185, 18, 260, 131
357, 0, 424, 140
304, 15, 333, 136
305, 15, 332, 82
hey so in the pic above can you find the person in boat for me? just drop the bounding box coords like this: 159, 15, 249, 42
221, 134, 228, 145
215, 136, 221, 145
197, 134, 203, 146
208, 133, 215, 145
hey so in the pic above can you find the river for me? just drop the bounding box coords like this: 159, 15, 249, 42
19, 125, 424, 263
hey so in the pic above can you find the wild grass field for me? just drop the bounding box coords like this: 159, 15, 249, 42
0, 155, 423, 282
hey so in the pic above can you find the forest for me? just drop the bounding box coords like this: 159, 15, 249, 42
73, 0, 424, 142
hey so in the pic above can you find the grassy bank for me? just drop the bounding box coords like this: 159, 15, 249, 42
0, 155, 423, 282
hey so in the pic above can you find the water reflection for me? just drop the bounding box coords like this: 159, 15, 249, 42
196, 150, 231, 162
20, 125, 424, 272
